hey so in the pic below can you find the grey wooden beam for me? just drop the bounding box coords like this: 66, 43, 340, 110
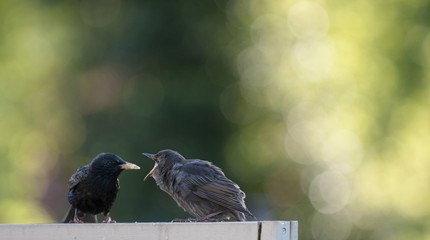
0, 221, 298, 240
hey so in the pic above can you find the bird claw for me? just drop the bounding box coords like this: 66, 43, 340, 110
171, 212, 222, 222
171, 217, 220, 222
102, 220, 117, 223
194, 211, 223, 222
201, 218, 220, 222
171, 218, 192, 223
193, 217, 220, 222
102, 216, 116, 223
69, 217, 84, 223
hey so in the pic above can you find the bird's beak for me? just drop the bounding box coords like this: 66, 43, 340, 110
120, 162, 140, 170
143, 153, 155, 159
143, 153, 157, 181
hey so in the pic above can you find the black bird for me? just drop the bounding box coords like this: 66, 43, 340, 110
143, 149, 256, 222
63, 153, 140, 223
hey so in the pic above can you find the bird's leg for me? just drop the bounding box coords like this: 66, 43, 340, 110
102, 212, 117, 223
193, 211, 224, 222
69, 208, 84, 223
172, 211, 223, 223
171, 218, 192, 223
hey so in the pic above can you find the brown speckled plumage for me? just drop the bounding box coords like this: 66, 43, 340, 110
144, 149, 256, 221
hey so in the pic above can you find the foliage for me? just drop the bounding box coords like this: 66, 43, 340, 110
1, 0, 430, 239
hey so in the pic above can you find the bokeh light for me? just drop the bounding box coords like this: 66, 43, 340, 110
1, 0, 430, 239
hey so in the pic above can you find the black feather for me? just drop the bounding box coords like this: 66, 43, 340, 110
62, 153, 137, 223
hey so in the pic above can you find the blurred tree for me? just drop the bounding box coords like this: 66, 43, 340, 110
1, 0, 430, 240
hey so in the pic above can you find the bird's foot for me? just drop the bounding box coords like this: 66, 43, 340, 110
171, 218, 192, 223
102, 216, 116, 223
171, 217, 220, 222
69, 216, 84, 223
195, 217, 220, 222
171, 212, 223, 223
69, 208, 84, 223
196, 211, 223, 222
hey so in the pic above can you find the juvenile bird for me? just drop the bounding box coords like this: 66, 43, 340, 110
63, 153, 140, 223
143, 149, 256, 222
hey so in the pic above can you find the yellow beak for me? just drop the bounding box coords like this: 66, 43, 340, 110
120, 162, 140, 170
143, 153, 157, 181
144, 162, 158, 181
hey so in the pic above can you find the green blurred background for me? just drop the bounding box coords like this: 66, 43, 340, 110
1, 0, 430, 239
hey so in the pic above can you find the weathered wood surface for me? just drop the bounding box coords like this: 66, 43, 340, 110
0, 221, 298, 240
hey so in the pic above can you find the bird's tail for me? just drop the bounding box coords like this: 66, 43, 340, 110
61, 205, 98, 223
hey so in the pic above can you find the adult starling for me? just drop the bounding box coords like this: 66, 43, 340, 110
143, 149, 256, 222
62, 153, 140, 223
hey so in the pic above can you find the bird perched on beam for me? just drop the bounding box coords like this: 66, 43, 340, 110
63, 153, 140, 223
143, 149, 256, 222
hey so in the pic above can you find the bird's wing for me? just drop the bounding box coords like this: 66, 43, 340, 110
68, 164, 90, 190
180, 160, 249, 214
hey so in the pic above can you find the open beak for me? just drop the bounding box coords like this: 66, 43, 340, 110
143, 153, 157, 181
120, 162, 140, 170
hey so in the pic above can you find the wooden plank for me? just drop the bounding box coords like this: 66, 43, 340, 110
0, 221, 297, 240
290, 221, 298, 240
260, 221, 294, 240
